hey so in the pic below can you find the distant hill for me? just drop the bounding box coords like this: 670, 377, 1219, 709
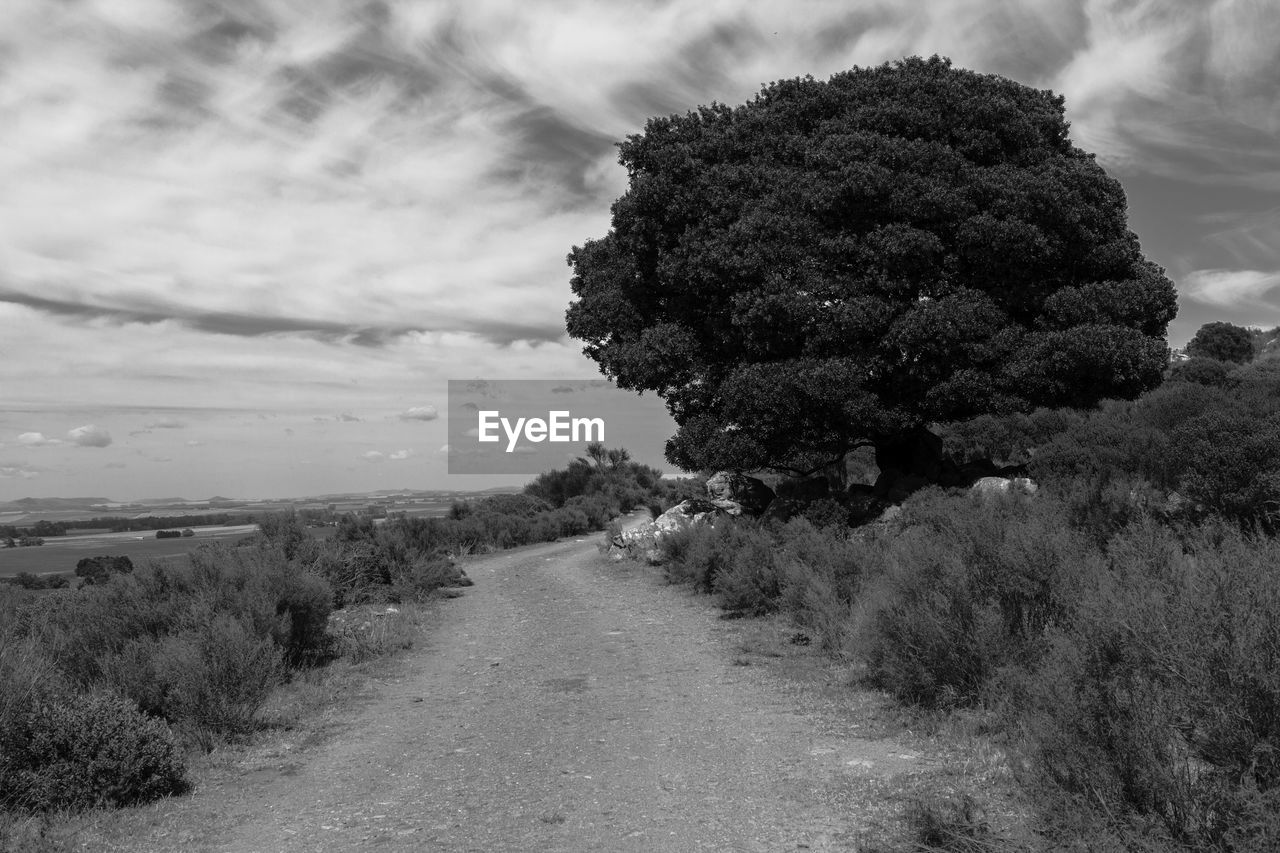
0, 497, 112, 512
0, 487, 518, 526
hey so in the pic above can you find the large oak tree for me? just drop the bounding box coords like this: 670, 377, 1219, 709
566, 56, 1177, 483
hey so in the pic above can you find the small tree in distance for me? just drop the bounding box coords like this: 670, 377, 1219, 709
75, 555, 134, 586
1186, 321, 1255, 364
566, 56, 1177, 490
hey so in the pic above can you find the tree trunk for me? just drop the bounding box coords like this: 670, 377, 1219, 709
822, 457, 850, 492
872, 427, 944, 501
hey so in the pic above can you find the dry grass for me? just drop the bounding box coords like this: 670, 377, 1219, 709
325, 603, 423, 663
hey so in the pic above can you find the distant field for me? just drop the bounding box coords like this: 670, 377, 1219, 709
0, 525, 261, 577
0, 501, 462, 578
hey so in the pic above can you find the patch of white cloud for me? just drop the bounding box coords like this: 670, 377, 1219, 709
398, 406, 439, 421
388, 449, 414, 460
0, 463, 40, 479
68, 425, 113, 447
1184, 269, 1280, 308
361, 450, 386, 463
18, 432, 60, 446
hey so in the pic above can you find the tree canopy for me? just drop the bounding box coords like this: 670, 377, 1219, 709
1187, 321, 1254, 364
566, 56, 1177, 479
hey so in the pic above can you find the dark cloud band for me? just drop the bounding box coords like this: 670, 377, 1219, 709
0, 291, 565, 347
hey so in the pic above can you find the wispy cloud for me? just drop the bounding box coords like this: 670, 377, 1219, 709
1184, 268, 1280, 308
7, 0, 1270, 363
0, 463, 41, 480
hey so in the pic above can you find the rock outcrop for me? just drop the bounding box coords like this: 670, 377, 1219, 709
705, 471, 775, 516
610, 499, 728, 564
969, 476, 1038, 496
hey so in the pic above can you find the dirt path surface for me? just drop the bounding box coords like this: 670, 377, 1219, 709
134, 524, 929, 852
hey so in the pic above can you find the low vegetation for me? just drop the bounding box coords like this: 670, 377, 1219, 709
0, 443, 683, 830
642, 327, 1280, 852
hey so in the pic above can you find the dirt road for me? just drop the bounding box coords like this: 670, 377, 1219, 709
126, 525, 928, 852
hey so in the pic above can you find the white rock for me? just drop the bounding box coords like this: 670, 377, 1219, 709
970, 476, 1038, 496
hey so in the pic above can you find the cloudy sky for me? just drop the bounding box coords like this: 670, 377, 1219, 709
2, 0, 1278, 500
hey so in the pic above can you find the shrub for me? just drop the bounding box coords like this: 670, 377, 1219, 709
0, 627, 53, 764
274, 572, 334, 664
599, 518, 624, 555
1010, 525, 1280, 849
1169, 356, 1231, 387
103, 616, 285, 742
18, 573, 182, 687
861, 526, 1006, 707
710, 526, 783, 615
180, 615, 285, 739
74, 555, 134, 587
800, 497, 850, 529
564, 494, 616, 529
771, 519, 872, 655
257, 511, 314, 557
3, 572, 68, 590
388, 556, 458, 602
474, 493, 552, 518
661, 521, 736, 591
0, 688, 187, 811
1171, 411, 1280, 531
1227, 359, 1280, 417
861, 490, 1092, 707
1134, 379, 1232, 434
334, 513, 376, 543
309, 540, 397, 606
524, 452, 664, 510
